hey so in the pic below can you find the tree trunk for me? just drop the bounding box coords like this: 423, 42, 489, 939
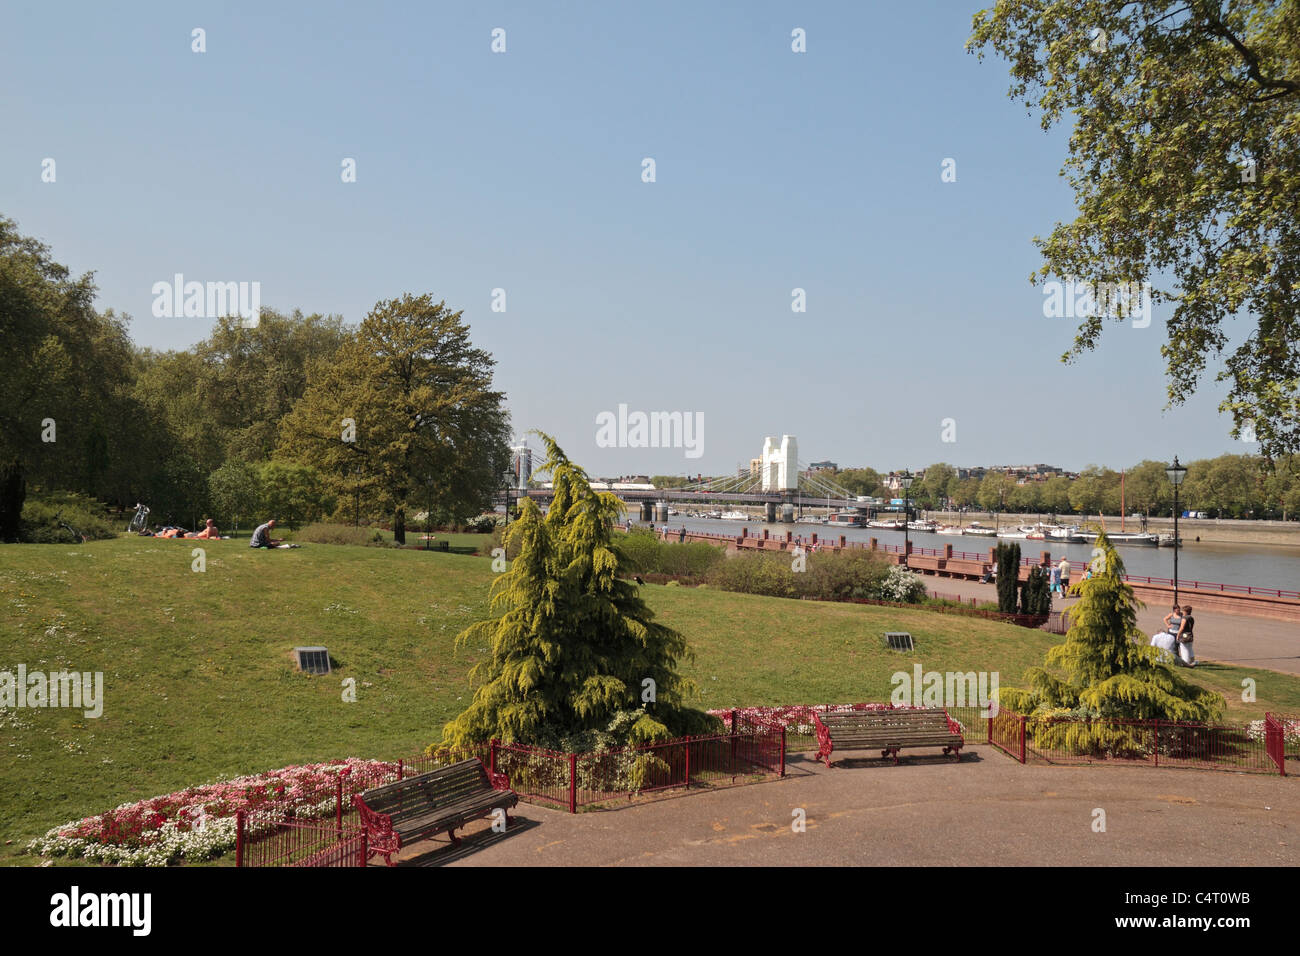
393, 505, 406, 545
0, 459, 27, 543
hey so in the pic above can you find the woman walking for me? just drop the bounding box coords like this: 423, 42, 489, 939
1175, 605, 1196, 667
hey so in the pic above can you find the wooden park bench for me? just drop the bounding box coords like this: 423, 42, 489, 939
353, 758, 518, 865
813, 708, 964, 767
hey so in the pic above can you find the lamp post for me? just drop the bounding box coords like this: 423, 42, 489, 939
1166, 457, 1187, 604
899, 470, 914, 569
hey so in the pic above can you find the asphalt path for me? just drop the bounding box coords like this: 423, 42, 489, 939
384, 748, 1298, 867
926, 579, 1300, 676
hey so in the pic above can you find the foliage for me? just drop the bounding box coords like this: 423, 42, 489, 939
207, 460, 263, 531
703, 548, 909, 604
997, 534, 1226, 752
968, 1, 1300, 458
258, 461, 333, 531
20, 491, 117, 542
0, 219, 145, 539
618, 529, 727, 578
1019, 564, 1052, 616
276, 293, 511, 544
439, 434, 712, 751
878, 564, 927, 603
995, 542, 1021, 613
292, 523, 387, 547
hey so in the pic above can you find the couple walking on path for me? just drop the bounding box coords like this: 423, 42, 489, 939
1150, 603, 1197, 666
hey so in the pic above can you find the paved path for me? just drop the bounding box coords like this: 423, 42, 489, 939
927, 579, 1300, 676
386, 749, 1298, 867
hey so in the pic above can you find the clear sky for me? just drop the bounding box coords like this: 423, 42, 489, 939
1, 1, 1258, 477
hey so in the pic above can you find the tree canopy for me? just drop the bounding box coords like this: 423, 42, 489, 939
275, 294, 512, 542
440, 434, 715, 751
968, 1, 1300, 459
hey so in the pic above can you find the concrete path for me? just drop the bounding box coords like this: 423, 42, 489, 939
383, 747, 1297, 867
927, 579, 1300, 676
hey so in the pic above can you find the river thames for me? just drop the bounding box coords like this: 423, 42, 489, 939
636, 515, 1300, 594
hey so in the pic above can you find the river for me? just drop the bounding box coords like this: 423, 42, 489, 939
635, 515, 1300, 595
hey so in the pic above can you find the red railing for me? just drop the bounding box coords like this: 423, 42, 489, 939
989, 710, 1027, 763
236, 810, 368, 867
989, 710, 1283, 774
572, 724, 785, 808
1265, 713, 1298, 776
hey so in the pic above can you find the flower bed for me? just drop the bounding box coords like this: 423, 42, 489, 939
28, 757, 397, 867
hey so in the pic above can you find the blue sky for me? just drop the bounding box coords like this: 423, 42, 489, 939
1, 1, 1256, 476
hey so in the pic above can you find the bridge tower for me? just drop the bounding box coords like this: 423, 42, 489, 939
761, 435, 799, 523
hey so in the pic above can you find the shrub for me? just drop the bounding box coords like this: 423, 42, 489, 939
615, 530, 726, 579
877, 565, 927, 603
20, 492, 117, 543
705, 551, 798, 598
797, 549, 891, 601
294, 523, 384, 546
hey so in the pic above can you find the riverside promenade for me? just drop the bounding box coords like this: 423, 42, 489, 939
661, 527, 1300, 623
924, 577, 1300, 678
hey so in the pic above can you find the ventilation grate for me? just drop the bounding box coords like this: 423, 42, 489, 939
883, 632, 914, 651
294, 646, 331, 675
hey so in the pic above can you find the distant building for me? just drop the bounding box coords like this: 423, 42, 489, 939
808, 460, 837, 473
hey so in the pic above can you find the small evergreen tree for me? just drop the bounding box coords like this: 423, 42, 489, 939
995, 542, 1020, 613
1019, 565, 1051, 616
439, 433, 716, 752
998, 533, 1224, 755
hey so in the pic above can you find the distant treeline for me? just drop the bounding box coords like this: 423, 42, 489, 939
652, 456, 1300, 520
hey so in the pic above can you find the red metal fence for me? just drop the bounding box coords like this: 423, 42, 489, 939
988, 710, 1287, 774
238, 722, 786, 865
236, 811, 368, 867
1265, 713, 1299, 776
989, 710, 1026, 763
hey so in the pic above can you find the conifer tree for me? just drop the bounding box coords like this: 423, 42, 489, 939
995, 542, 1020, 613
439, 433, 715, 750
998, 533, 1224, 754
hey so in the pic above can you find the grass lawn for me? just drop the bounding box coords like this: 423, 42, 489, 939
2, 537, 1295, 863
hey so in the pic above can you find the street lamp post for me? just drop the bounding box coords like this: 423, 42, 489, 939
899, 470, 914, 569
1166, 457, 1187, 604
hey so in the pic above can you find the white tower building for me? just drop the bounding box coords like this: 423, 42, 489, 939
760, 435, 799, 491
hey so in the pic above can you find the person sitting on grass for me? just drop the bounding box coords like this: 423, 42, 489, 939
249, 519, 280, 549
186, 518, 219, 540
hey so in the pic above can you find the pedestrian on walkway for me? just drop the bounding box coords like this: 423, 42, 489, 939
1049, 559, 1061, 595
1057, 556, 1071, 594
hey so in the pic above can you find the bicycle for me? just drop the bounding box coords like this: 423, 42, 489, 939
127, 503, 151, 534
53, 511, 86, 544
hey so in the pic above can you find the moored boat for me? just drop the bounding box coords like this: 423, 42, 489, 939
828, 512, 866, 527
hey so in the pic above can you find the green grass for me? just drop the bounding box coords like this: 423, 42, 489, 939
2, 536, 1296, 863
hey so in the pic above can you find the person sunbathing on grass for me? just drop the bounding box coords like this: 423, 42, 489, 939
186, 519, 219, 539
249, 519, 281, 549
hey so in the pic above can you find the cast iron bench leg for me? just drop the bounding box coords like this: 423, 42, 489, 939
448, 827, 461, 848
